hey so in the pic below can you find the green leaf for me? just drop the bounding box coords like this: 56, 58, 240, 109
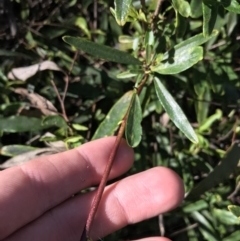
183, 200, 208, 213
151, 46, 203, 74
187, 142, 240, 200
172, 0, 191, 17
92, 91, 133, 140
42, 116, 68, 129
198, 109, 222, 133
222, 0, 240, 14
115, 0, 133, 26
116, 70, 138, 79
213, 208, 240, 225
0, 50, 33, 59
223, 231, 240, 241
176, 12, 188, 38
0, 145, 38, 157
152, 30, 218, 75
125, 91, 142, 147
0, 116, 47, 133
172, 30, 218, 53
65, 136, 84, 143
190, 0, 203, 18
154, 77, 198, 143
63, 36, 141, 65
202, 1, 219, 36
75, 17, 91, 39
228, 205, 240, 219
72, 123, 88, 131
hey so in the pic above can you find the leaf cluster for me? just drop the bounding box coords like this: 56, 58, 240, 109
0, 0, 240, 240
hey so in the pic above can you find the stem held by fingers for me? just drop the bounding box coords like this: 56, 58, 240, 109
84, 115, 128, 239
81, 74, 149, 241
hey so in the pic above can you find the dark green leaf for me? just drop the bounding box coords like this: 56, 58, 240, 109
151, 46, 203, 74
154, 77, 198, 143
202, 1, 219, 36
125, 91, 142, 147
190, 0, 203, 18
187, 142, 240, 200
172, 0, 191, 17
0, 116, 46, 133
0, 145, 38, 157
115, 0, 133, 26
0, 50, 33, 59
222, 0, 240, 14
176, 12, 188, 38
63, 36, 141, 65
92, 91, 133, 140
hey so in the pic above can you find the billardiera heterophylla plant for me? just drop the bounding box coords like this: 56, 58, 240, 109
62, 0, 240, 240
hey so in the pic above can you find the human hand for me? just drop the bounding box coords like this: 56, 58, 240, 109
0, 137, 184, 241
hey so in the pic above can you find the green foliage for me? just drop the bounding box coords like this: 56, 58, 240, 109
92, 91, 133, 140
63, 36, 141, 65
114, 0, 133, 26
125, 90, 142, 147
154, 77, 198, 143
1, 0, 240, 240
187, 143, 240, 199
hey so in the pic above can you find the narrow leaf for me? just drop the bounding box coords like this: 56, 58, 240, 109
151, 46, 203, 74
92, 91, 133, 140
63, 36, 141, 65
125, 91, 142, 147
172, 0, 191, 17
202, 1, 219, 36
173, 30, 218, 53
187, 142, 240, 200
0, 116, 49, 133
154, 77, 198, 143
0, 145, 38, 157
115, 0, 132, 26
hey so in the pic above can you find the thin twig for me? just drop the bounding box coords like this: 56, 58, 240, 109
50, 80, 69, 122
228, 181, 240, 200
158, 214, 165, 236
169, 223, 198, 237
85, 111, 129, 239
154, 0, 164, 18
62, 51, 79, 103
83, 74, 150, 240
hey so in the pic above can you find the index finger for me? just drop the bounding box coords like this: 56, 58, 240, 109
0, 137, 134, 240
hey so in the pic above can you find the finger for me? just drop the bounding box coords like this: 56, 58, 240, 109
0, 137, 134, 240
4, 167, 184, 241
131, 238, 171, 241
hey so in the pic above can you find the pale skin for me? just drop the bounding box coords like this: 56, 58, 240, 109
0, 137, 184, 241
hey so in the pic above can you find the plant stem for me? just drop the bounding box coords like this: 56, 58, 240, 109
83, 75, 149, 240
85, 113, 128, 239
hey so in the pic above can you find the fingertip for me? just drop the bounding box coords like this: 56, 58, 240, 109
154, 167, 185, 210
